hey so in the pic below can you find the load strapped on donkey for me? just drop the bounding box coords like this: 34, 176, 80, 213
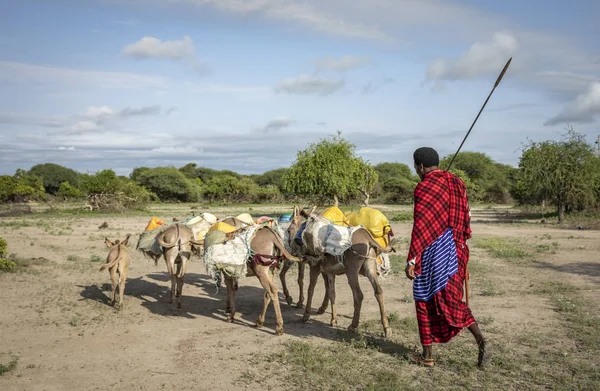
296, 205, 395, 276
136, 211, 293, 287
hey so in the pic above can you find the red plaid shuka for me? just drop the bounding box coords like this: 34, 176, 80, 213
408, 169, 475, 345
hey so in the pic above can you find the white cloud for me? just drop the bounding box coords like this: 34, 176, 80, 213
0, 61, 166, 90
176, 0, 394, 42
70, 121, 101, 134
315, 55, 370, 71
122, 35, 210, 74
254, 117, 294, 133
426, 32, 518, 82
544, 82, 600, 125
0, 105, 171, 136
122, 36, 194, 60
274, 74, 344, 96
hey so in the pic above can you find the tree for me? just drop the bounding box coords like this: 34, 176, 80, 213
283, 131, 378, 205
130, 167, 151, 182
373, 162, 419, 204
80, 169, 152, 211
179, 163, 199, 179
202, 175, 258, 203
440, 152, 514, 203
253, 168, 289, 190
57, 182, 82, 200
28, 163, 79, 195
134, 167, 200, 202
512, 128, 599, 222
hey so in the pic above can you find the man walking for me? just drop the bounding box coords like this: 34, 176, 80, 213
405, 147, 491, 368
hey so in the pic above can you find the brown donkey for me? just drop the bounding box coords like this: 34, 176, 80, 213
157, 223, 203, 308
279, 206, 330, 311
100, 235, 132, 310
222, 226, 302, 335
287, 206, 401, 338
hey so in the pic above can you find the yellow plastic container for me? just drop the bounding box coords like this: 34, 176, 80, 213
320, 206, 349, 226
145, 217, 164, 231
374, 236, 389, 249
209, 222, 238, 234
346, 207, 391, 238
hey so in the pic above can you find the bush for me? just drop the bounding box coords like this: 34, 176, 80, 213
134, 167, 199, 202
0, 258, 16, 273
0, 237, 6, 257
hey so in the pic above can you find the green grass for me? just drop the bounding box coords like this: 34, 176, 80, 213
0, 257, 49, 274
390, 211, 413, 222
90, 255, 104, 263
470, 237, 529, 261
0, 355, 18, 376
480, 280, 504, 297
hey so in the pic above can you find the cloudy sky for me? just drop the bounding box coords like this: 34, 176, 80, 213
1, 0, 599, 176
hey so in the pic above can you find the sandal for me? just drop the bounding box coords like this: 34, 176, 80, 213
411, 353, 435, 367
478, 339, 492, 368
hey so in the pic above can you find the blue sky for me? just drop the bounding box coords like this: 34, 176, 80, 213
1, 0, 599, 176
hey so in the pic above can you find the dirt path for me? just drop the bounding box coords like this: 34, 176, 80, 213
1, 211, 599, 390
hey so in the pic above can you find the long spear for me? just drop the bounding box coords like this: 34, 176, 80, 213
445, 57, 513, 171
444, 57, 513, 306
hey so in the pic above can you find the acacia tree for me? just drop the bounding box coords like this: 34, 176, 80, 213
283, 131, 378, 206
513, 128, 599, 223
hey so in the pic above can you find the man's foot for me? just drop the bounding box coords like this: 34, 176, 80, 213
477, 339, 492, 368
411, 352, 434, 367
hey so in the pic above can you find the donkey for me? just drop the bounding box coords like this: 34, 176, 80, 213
221, 226, 302, 336
287, 206, 401, 338
100, 235, 132, 310
279, 206, 330, 312
156, 223, 203, 308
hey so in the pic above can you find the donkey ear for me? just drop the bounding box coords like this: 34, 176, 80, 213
309, 205, 317, 215
122, 234, 131, 246
293, 205, 300, 218
104, 238, 114, 248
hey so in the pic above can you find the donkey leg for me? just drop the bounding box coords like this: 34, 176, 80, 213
118, 267, 128, 311
317, 272, 329, 314
302, 263, 321, 322
326, 273, 338, 327
223, 274, 237, 322
346, 270, 364, 333
110, 267, 118, 306
279, 260, 293, 306
296, 261, 306, 308
364, 260, 391, 338
255, 267, 272, 328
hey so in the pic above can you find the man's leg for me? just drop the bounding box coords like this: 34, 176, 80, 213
415, 301, 435, 366
468, 321, 491, 367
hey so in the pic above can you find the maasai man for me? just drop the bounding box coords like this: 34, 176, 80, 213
405, 147, 491, 368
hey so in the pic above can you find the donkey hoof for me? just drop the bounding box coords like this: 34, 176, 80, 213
286, 296, 293, 306
317, 306, 327, 315
226, 316, 235, 323
177, 302, 182, 309
275, 326, 284, 336
302, 314, 311, 323
330, 320, 338, 327
384, 327, 392, 339
255, 321, 264, 328
347, 325, 358, 334
225, 307, 232, 314
296, 302, 304, 309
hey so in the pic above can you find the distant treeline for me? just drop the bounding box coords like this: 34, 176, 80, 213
1, 129, 598, 222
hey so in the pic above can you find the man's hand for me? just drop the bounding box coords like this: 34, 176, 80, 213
405, 263, 415, 280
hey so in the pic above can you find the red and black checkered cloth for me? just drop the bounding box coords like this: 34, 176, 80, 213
407, 169, 476, 345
